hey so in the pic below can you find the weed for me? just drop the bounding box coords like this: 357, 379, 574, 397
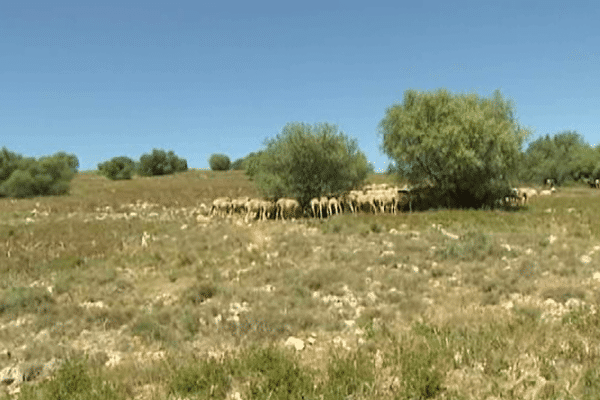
244, 345, 316, 400
168, 357, 232, 399
18, 356, 127, 400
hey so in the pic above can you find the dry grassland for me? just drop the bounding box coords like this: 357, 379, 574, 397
2, 170, 600, 399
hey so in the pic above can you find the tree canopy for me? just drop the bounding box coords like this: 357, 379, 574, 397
379, 89, 531, 209
251, 122, 369, 208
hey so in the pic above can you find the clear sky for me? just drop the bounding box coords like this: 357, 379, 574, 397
2, 0, 599, 172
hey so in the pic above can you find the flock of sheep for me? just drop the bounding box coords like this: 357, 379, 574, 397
210, 178, 597, 221
210, 183, 411, 222
504, 182, 557, 206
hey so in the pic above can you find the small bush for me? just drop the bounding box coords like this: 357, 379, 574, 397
209, 153, 231, 171
0, 287, 55, 317
168, 357, 232, 399
98, 156, 136, 180
18, 356, 126, 400
244, 345, 316, 400
137, 148, 187, 177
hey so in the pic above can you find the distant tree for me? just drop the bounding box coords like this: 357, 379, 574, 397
252, 122, 369, 208
0, 147, 24, 182
137, 149, 187, 177
0, 152, 74, 198
520, 131, 597, 185
231, 157, 245, 170
208, 153, 231, 171
53, 151, 79, 173
245, 151, 265, 179
98, 156, 136, 180
379, 88, 530, 209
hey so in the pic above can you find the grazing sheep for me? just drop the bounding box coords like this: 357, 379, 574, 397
276, 198, 301, 220
328, 197, 341, 216
210, 197, 231, 217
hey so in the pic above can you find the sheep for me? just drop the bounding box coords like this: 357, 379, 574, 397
319, 196, 329, 218
210, 197, 231, 217
539, 187, 557, 196
276, 198, 301, 220
596, 179, 600, 189
328, 197, 341, 216
230, 197, 250, 215
391, 191, 409, 214
309, 198, 321, 218
371, 190, 393, 213
355, 192, 377, 214
517, 188, 538, 205
245, 198, 263, 222
260, 199, 276, 221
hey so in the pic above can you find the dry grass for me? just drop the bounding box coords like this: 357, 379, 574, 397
2, 172, 600, 399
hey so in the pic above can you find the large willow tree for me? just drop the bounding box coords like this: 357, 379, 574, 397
379, 89, 531, 209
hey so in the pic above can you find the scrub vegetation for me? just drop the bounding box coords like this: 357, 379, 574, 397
1, 170, 600, 399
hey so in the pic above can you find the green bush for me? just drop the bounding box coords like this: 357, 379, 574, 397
98, 156, 135, 180
18, 356, 126, 400
231, 157, 245, 170
0, 152, 75, 198
137, 148, 187, 177
251, 122, 369, 208
209, 153, 231, 171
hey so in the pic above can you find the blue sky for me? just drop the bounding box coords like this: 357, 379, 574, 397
2, 0, 599, 172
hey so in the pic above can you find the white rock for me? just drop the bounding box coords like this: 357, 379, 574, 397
581, 255, 592, 264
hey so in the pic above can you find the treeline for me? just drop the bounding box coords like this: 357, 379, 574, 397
98, 149, 187, 180
0, 148, 78, 198
517, 131, 600, 186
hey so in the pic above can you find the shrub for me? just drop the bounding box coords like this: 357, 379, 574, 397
98, 156, 135, 180
251, 122, 369, 208
231, 157, 245, 170
0, 152, 75, 198
209, 153, 231, 171
137, 148, 187, 177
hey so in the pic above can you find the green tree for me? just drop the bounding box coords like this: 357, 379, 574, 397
0, 153, 74, 198
231, 158, 245, 170
379, 88, 530, 209
0, 147, 24, 183
53, 151, 79, 173
98, 156, 136, 180
208, 153, 231, 171
138, 149, 187, 177
252, 122, 369, 208
521, 131, 597, 185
